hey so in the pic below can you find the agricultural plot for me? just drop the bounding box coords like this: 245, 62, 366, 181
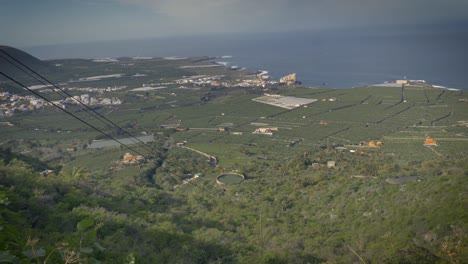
88, 135, 154, 149
182, 142, 250, 167
163, 84, 467, 165
2, 48, 468, 264
64, 147, 122, 174
252, 95, 318, 109
2, 54, 467, 172
382, 140, 441, 161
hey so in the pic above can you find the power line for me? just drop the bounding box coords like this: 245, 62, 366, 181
0, 49, 155, 155
0, 52, 151, 154
0, 51, 224, 198
0, 71, 148, 158
0, 49, 154, 153
0, 70, 220, 197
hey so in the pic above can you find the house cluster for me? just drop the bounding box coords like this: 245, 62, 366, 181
0, 91, 122, 117
174, 74, 279, 88
175, 75, 226, 86
0, 92, 46, 117
63, 94, 122, 106
38, 86, 128, 94
234, 79, 262, 88
143, 82, 174, 87
233, 78, 279, 88
50, 94, 122, 109
252, 127, 278, 136
71, 86, 127, 93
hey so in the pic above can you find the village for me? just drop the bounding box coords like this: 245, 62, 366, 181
0, 92, 46, 117
0, 91, 122, 117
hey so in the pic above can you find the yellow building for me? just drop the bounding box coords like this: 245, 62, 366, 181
279, 73, 297, 86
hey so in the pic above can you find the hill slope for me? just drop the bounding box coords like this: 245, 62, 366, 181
0, 46, 55, 92
0, 45, 50, 71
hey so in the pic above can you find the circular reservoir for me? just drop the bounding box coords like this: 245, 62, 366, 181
216, 173, 245, 184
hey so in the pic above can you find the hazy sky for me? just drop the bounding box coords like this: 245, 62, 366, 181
2, 0, 468, 47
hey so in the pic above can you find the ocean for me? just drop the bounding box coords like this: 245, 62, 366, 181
22, 26, 468, 89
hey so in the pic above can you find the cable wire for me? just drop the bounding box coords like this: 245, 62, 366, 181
0, 52, 222, 198
0, 71, 148, 158
0, 49, 155, 154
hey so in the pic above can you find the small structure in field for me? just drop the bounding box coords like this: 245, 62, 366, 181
122, 153, 144, 164
253, 127, 278, 136
40, 170, 54, 176
311, 163, 321, 169
368, 141, 384, 147
424, 137, 438, 146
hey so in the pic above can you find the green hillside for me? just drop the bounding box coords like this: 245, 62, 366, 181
0, 48, 467, 263
0, 45, 56, 93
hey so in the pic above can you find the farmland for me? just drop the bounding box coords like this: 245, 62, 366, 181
1, 54, 467, 168
1, 49, 467, 263
169, 85, 467, 166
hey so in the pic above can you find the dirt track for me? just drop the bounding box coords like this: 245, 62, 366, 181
383, 137, 468, 141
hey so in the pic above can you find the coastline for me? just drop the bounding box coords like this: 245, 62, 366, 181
36, 49, 466, 90
22, 30, 467, 90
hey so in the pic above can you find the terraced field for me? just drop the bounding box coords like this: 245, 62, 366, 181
2, 54, 466, 169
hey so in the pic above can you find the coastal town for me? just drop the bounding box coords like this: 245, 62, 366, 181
0, 61, 299, 117
0, 91, 121, 117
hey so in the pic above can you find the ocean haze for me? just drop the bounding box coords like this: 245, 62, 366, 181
3, 0, 468, 46
22, 26, 468, 89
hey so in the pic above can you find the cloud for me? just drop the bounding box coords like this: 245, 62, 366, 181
109, 0, 468, 35
103, 0, 280, 34
4, 0, 467, 46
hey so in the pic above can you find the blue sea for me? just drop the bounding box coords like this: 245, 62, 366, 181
23, 25, 468, 89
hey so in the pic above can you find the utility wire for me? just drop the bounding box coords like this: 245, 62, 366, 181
0, 49, 155, 155
0, 52, 222, 198
0, 70, 218, 197
0, 50, 154, 153
0, 52, 114, 119
0, 72, 148, 158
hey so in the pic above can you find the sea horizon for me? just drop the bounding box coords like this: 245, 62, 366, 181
19, 26, 468, 89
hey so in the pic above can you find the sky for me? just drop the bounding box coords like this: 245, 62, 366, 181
1, 0, 468, 47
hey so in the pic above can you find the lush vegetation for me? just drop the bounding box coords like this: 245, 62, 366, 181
1, 143, 467, 263
1, 49, 467, 263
